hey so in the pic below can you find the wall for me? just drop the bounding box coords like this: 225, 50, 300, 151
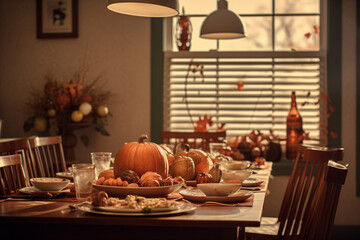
0, 0, 151, 162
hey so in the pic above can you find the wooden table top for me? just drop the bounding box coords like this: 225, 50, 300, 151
0, 162, 272, 240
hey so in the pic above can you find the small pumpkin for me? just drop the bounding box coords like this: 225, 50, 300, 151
114, 134, 169, 179
169, 156, 195, 180
186, 149, 213, 176
120, 170, 140, 184
209, 163, 222, 183
98, 169, 115, 180
195, 172, 212, 184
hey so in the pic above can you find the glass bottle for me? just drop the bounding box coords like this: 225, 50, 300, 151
286, 91, 304, 159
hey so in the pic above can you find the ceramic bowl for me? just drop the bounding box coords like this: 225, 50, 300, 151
30, 178, 70, 191
197, 183, 242, 196
221, 160, 251, 170
221, 169, 252, 181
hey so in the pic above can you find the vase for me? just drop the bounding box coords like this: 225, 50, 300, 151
175, 8, 192, 51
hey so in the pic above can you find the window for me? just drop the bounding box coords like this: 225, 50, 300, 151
163, 0, 327, 146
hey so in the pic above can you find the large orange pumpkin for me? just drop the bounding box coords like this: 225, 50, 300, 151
114, 135, 169, 179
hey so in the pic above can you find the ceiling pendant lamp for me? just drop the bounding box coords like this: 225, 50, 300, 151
200, 0, 246, 39
107, 0, 179, 18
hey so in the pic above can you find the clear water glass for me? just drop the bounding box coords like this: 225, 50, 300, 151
72, 163, 95, 201
91, 152, 112, 178
209, 142, 226, 156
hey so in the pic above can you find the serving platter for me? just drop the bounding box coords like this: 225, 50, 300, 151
92, 183, 183, 197
94, 205, 180, 213
179, 189, 253, 203
78, 202, 196, 216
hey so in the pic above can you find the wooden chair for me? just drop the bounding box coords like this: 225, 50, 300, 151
0, 138, 37, 182
245, 145, 344, 240
0, 154, 26, 196
303, 160, 348, 240
161, 131, 226, 152
28, 136, 67, 177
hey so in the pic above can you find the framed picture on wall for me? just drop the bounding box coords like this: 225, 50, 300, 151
36, 0, 78, 38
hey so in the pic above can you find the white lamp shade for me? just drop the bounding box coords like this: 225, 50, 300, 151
107, 0, 179, 17
200, 1, 246, 39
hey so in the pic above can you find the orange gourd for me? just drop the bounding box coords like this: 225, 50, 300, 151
186, 149, 213, 175
114, 134, 169, 179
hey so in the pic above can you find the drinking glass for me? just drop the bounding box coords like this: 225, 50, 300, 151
209, 142, 226, 156
91, 152, 112, 178
72, 163, 95, 201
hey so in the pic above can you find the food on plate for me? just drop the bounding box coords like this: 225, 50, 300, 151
96, 177, 106, 185
255, 157, 266, 166
120, 170, 140, 183
169, 156, 195, 181
209, 163, 222, 183
139, 171, 162, 186
98, 169, 115, 180
92, 191, 178, 213
195, 172, 213, 184
101, 177, 128, 187
94, 170, 185, 188
114, 134, 169, 179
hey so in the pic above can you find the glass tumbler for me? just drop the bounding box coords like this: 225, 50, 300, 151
72, 163, 95, 201
91, 152, 112, 178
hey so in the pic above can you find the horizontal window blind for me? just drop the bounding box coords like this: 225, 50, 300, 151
164, 51, 327, 146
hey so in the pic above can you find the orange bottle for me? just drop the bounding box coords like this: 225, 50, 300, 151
286, 91, 304, 159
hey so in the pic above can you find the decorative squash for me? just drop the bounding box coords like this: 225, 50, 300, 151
195, 172, 212, 184
186, 149, 213, 175
209, 163, 222, 183
175, 143, 190, 155
139, 171, 163, 187
169, 156, 195, 180
160, 144, 175, 165
120, 170, 140, 184
98, 169, 115, 180
114, 134, 169, 179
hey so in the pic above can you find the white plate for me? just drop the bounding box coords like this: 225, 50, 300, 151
94, 204, 180, 213
92, 183, 183, 198
19, 186, 70, 194
78, 202, 196, 216
179, 189, 253, 203
56, 172, 73, 179
242, 178, 264, 187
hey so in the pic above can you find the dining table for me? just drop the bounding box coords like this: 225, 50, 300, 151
0, 162, 272, 240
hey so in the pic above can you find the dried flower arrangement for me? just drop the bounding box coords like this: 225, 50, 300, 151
23, 58, 112, 146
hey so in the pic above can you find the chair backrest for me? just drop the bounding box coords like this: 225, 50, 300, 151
302, 161, 348, 240
0, 154, 26, 196
28, 136, 67, 177
0, 138, 37, 181
277, 145, 344, 239
161, 131, 226, 152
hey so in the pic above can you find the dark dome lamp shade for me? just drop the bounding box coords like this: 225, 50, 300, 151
200, 0, 246, 39
107, 0, 179, 18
